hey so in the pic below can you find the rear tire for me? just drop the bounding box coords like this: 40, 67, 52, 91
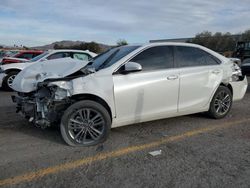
3, 71, 19, 91
207, 86, 232, 119
60, 100, 111, 147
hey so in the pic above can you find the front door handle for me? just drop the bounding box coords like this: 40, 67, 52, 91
167, 75, 178, 80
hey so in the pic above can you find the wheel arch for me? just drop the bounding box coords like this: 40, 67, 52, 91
4, 68, 21, 74
207, 82, 233, 107
70, 94, 113, 121
220, 82, 233, 95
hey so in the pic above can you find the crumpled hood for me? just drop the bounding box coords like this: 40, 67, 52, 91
12, 57, 88, 93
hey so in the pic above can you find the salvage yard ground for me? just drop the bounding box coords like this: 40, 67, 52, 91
0, 80, 250, 188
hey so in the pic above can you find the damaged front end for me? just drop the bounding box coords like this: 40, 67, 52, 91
12, 80, 75, 128
10, 58, 95, 128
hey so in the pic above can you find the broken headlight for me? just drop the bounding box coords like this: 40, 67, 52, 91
47, 81, 73, 100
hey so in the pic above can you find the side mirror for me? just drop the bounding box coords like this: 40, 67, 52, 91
122, 61, 142, 73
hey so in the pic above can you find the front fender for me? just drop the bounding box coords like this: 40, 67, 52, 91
70, 74, 116, 118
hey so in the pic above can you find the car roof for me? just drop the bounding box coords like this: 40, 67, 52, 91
18, 50, 43, 53
47, 49, 92, 53
143, 42, 207, 48
125, 42, 228, 62
118, 42, 210, 49
46, 49, 97, 56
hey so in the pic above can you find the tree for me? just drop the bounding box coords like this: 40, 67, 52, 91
116, 39, 128, 46
85, 42, 101, 53
54, 43, 63, 49
242, 29, 250, 41
191, 31, 235, 52
23, 46, 29, 50
53, 42, 101, 53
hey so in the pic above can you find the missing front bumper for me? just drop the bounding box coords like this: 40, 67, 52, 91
12, 92, 70, 128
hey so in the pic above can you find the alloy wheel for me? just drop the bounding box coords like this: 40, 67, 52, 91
7, 74, 16, 88
67, 108, 105, 145
214, 90, 231, 116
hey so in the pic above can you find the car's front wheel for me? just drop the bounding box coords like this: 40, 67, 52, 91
3, 71, 19, 91
60, 100, 111, 146
208, 86, 232, 119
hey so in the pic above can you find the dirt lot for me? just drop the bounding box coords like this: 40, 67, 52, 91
0, 83, 250, 188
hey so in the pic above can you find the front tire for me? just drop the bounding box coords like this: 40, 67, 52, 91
207, 86, 232, 119
60, 100, 111, 146
3, 71, 19, 91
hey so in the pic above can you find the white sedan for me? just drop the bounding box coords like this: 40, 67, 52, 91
0, 49, 97, 90
12, 42, 248, 146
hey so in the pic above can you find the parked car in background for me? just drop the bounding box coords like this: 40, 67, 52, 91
2, 50, 20, 58
1, 50, 43, 65
0, 49, 97, 90
0, 50, 6, 58
11, 43, 247, 146
0, 51, 5, 62
241, 58, 250, 76
233, 41, 250, 61
0, 50, 20, 62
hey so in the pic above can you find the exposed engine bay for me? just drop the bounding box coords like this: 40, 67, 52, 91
11, 60, 96, 128
12, 80, 75, 128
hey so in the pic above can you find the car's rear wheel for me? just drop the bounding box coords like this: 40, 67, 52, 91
60, 100, 111, 146
3, 71, 19, 91
207, 86, 232, 119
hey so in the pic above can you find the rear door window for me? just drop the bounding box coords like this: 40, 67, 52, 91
175, 46, 219, 67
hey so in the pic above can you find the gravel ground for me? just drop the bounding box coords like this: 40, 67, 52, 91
0, 81, 250, 188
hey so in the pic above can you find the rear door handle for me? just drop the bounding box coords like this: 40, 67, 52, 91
212, 69, 221, 74
167, 75, 178, 80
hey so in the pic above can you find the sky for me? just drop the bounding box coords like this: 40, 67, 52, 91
0, 0, 249, 46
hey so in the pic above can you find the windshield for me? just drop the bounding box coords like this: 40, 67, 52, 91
90, 45, 140, 70
6, 51, 19, 57
29, 51, 49, 62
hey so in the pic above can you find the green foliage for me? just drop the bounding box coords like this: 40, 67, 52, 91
191, 31, 235, 52
116, 39, 128, 46
23, 46, 29, 50
190, 29, 250, 53
54, 43, 61, 49
241, 30, 250, 41
54, 42, 102, 53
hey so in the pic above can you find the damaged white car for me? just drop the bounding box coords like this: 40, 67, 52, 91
11, 43, 248, 146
